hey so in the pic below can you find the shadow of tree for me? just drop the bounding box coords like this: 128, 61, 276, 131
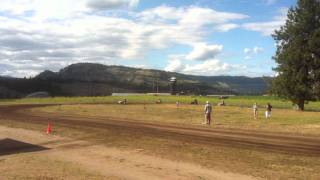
0, 138, 49, 156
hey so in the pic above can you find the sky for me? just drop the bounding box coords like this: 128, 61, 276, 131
0, 0, 297, 78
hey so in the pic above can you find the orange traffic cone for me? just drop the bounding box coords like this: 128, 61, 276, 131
47, 122, 52, 134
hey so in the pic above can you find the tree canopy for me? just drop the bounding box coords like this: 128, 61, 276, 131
272, 0, 320, 110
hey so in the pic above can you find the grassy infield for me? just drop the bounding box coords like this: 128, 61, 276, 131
2, 95, 320, 110
1, 95, 320, 179
4, 95, 320, 135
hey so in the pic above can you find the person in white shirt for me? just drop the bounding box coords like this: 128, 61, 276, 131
253, 102, 258, 119
204, 101, 213, 125
265, 103, 272, 119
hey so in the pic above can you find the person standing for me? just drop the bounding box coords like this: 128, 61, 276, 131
265, 103, 272, 119
253, 102, 258, 119
204, 101, 212, 125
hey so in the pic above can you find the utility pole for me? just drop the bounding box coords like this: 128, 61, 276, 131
156, 79, 159, 94
152, 78, 155, 93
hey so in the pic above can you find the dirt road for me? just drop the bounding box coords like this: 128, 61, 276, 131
1, 125, 261, 180
1, 104, 320, 156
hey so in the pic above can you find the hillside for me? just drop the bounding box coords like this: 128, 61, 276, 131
0, 63, 270, 98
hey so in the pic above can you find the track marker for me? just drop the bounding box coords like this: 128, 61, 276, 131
47, 122, 52, 134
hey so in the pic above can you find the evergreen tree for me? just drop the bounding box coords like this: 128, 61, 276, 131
272, 0, 320, 110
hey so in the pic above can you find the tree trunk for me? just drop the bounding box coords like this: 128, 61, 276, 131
297, 99, 305, 111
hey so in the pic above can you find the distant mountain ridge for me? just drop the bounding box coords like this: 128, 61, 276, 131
0, 63, 270, 98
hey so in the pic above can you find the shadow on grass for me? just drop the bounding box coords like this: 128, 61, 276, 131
0, 138, 49, 156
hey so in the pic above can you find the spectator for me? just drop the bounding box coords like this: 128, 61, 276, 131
204, 101, 213, 125
265, 103, 272, 119
253, 102, 258, 119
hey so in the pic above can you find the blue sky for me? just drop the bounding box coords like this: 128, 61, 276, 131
0, 0, 297, 77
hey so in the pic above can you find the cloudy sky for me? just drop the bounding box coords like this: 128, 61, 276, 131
0, 0, 296, 77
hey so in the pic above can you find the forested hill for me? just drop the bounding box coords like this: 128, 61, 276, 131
0, 63, 270, 98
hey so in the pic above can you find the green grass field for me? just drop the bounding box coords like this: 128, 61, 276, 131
1, 95, 320, 111
2, 95, 320, 179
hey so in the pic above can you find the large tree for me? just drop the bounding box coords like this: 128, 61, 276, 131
272, 0, 320, 110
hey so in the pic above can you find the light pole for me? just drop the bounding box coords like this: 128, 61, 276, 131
169, 77, 177, 95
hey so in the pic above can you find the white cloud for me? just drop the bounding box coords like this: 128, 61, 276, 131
242, 8, 287, 36
0, 0, 34, 15
183, 60, 233, 75
0, 0, 88, 20
0, 2, 249, 77
242, 21, 284, 36
244, 46, 264, 60
165, 47, 246, 76
137, 5, 183, 21
87, 0, 139, 11
165, 59, 185, 72
165, 58, 246, 76
0, 0, 139, 20
186, 43, 223, 61
137, 5, 248, 29
244, 46, 264, 55
178, 6, 248, 27
215, 23, 239, 32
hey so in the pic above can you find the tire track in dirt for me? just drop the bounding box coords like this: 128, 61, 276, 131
1, 104, 320, 156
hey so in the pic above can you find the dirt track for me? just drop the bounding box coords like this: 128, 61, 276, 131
1, 104, 320, 156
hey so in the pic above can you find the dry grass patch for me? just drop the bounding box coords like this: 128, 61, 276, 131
32, 104, 320, 135
0, 153, 109, 180
2, 104, 320, 179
